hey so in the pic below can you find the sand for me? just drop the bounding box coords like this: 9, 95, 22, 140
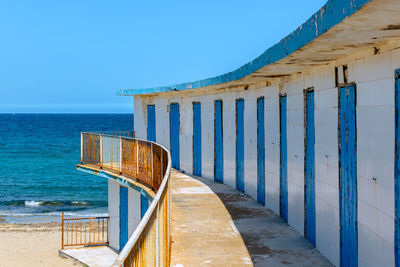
0, 223, 76, 267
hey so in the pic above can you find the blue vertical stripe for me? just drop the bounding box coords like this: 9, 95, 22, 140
170, 103, 180, 169
305, 90, 316, 246
257, 97, 265, 205
193, 102, 202, 176
395, 69, 400, 267
119, 186, 128, 251
339, 84, 358, 267
140, 193, 149, 219
280, 95, 288, 222
214, 100, 224, 183
147, 104, 156, 142
236, 99, 245, 192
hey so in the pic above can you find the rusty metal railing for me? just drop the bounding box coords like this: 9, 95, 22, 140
81, 132, 167, 191
79, 132, 171, 266
61, 213, 109, 249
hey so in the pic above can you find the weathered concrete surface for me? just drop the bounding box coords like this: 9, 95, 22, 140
170, 170, 332, 267
59, 246, 118, 267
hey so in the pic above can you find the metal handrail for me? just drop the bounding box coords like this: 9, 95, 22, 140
79, 132, 171, 267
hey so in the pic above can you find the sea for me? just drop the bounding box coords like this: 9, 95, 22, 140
0, 114, 133, 223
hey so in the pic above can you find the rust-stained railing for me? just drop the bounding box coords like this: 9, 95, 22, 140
81, 132, 167, 191
61, 212, 109, 249
79, 132, 171, 267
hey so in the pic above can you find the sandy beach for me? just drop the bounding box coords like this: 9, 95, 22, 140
0, 223, 76, 267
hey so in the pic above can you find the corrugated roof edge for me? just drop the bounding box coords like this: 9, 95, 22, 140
118, 0, 371, 96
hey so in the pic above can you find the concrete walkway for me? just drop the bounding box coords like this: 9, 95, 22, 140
170, 171, 332, 267
59, 246, 118, 267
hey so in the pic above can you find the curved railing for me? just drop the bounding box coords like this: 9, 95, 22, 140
80, 131, 171, 267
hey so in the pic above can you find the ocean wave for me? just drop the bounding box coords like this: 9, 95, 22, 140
0, 200, 101, 207
24, 200, 41, 207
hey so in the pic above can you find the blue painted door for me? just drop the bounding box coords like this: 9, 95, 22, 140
147, 105, 156, 142
280, 95, 288, 221
140, 193, 149, 218
193, 102, 202, 176
170, 103, 180, 169
119, 186, 128, 250
396, 69, 400, 267
305, 90, 316, 246
236, 99, 244, 192
257, 97, 265, 205
214, 100, 224, 183
339, 84, 358, 267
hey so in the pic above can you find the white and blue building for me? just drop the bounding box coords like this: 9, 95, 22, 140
114, 0, 400, 266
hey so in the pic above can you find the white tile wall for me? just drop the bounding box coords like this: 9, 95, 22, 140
201, 94, 215, 180
128, 188, 141, 238
244, 90, 258, 200
314, 87, 340, 266
285, 89, 305, 234
265, 87, 281, 215
108, 180, 120, 251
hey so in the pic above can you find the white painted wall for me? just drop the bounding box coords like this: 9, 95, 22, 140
348, 48, 399, 267
132, 44, 400, 267
264, 86, 281, 215
108, 179, 149, 252
108, 180, 120, 251
128, 188, 141, 237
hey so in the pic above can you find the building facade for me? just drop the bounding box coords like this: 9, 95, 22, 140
120, 0, 400, 266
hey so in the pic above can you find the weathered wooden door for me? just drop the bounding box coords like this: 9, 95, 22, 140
305, 90, 316, 246
280, 95, 288, 222
170, 103, 180, 169
193, 102, 202, 176
339, 84, 358, 267
119, 186, 128, 251
236, 99, 244, 192
147, 105, 156, 142
214, 100, 223, 183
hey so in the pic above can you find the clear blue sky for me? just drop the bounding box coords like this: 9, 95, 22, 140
0, 0, 326, 113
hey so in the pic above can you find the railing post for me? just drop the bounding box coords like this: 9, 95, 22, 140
119, 137, 123, 173
160, 151, 163, 184
100, 134, 103, 168
151, 143, 154, 189
156, 202, 160, 267
61, 212, 64, 250
80, 133, 83, 164
136, 140, 139, 176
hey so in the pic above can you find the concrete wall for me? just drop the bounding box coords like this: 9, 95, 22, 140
108, 180, 148, 251
108, 180, 120, 251
133, 45, 400, 267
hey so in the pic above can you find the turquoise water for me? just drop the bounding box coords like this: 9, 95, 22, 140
0, 114, 133, 223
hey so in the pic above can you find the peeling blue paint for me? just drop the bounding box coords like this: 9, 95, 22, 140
214, 100, 224, 183
305, 90, 316, 246
257, 97, 265, 205
339, 84, 358, 267
147, 104, 156, 142
193, 102, 202, 176
118, 0, 371, 96
170, 103, 180, 170
141, 193, 149, 219
236, 99, 244, 193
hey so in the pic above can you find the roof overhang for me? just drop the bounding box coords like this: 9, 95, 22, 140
118, 0, 400, 96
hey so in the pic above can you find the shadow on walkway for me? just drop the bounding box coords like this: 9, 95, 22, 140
170, 170, 332, 267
